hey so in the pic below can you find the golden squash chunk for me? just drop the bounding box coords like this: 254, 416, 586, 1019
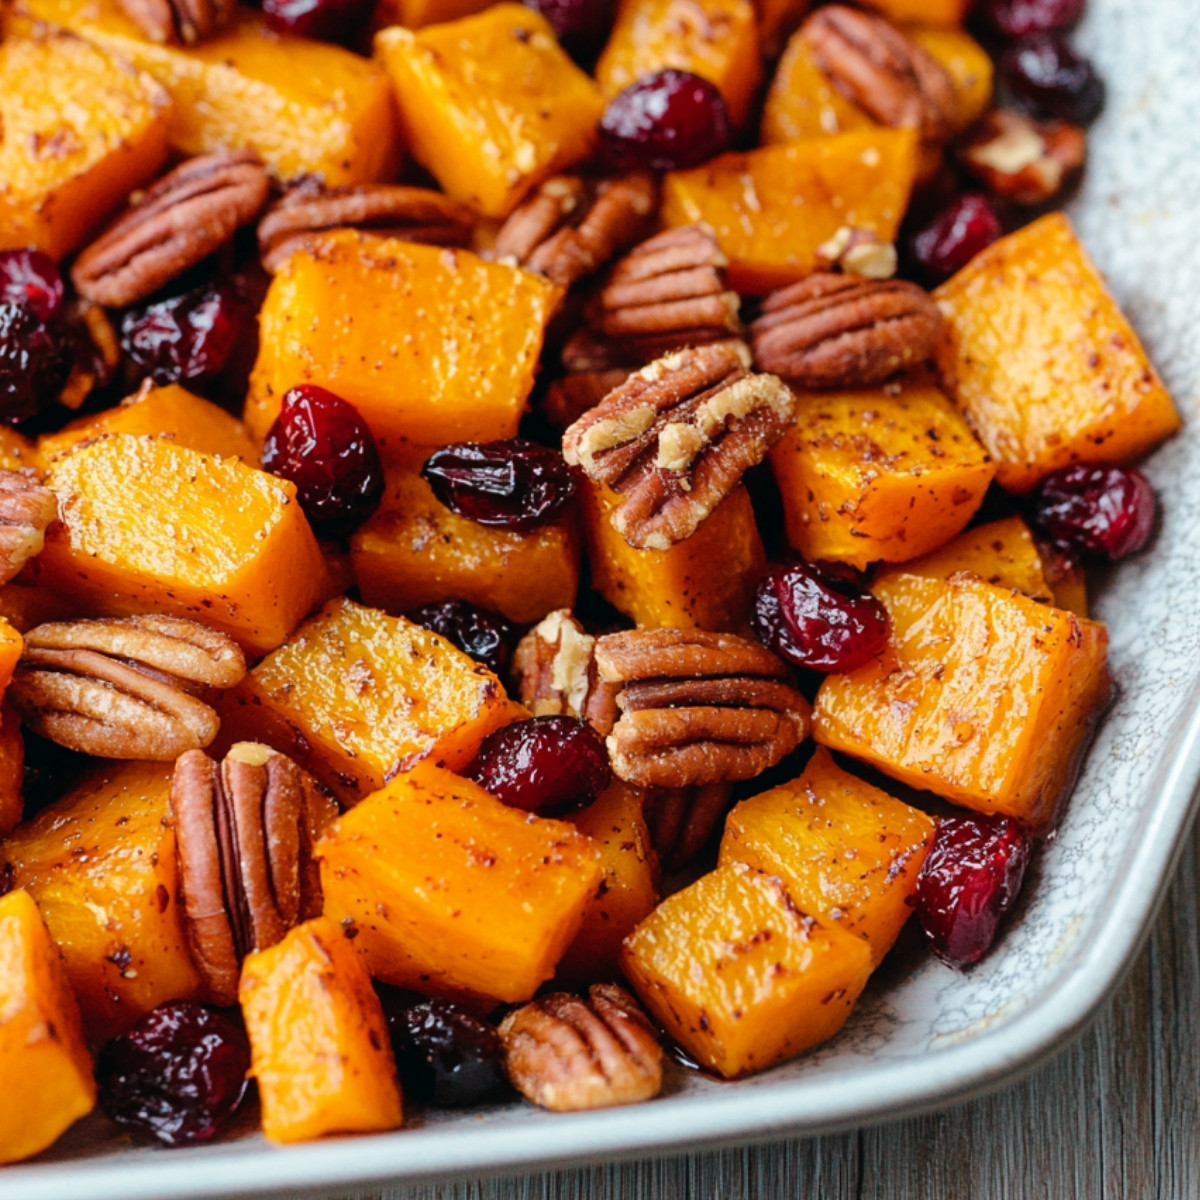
0, 582, 80, 634
373, 0, 491, 26
934, 213, 1181, 492
221, 598, 524, 803
240, 916, 402, 1143
2, 761, 205, 1041
0, 30, 170, 260
909, 26, 993, 133
0, 705, 23, 837
622, 862, 872, 1078
859, 0, 971, 24
33, 434, 327, 656
318, 764, 603, 1002
0, 889, 95, 1164
720, 747, 935, 966
246, 231, 561, 448
662, 129, 919, 293
770, 381, 995, 569
0, 619, 23, 697
814, 573, 1112, 828
0, 427, 42, 473
376, 4, 604, 217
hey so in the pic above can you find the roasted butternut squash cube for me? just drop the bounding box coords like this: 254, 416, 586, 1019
246, 231, 561, 448
240, 916, 402, 1143
583, 479, 765, 631
909, 26, 993, 133
2, 761, 205, 1041
221, 598, 523, 803
317, 764, 603, 1002
0, 427, 42, 473
720, 747, 934, 966
814, 573, 1112, 827
0, 30, 171, 260
934, 213, 1181, 492
662, 130, 919, 293
0, 705, 23, 837
769, 381, 995, 569
0, 619, 23, 697
597, 0, 762, 128
373, 0, 492, 27
0, 581, 81, 634
0, 889, 95, 1164
33, 434, 327, 656
622, 862, 872, 1078
376, 5, 604, 217
859, 0, 971, 24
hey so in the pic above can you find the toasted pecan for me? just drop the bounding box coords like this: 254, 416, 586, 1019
0, 470, 58, 586
960, 109, 1087, 206
117, 0, 233, 44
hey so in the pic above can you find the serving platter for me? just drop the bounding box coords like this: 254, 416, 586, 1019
8, 0, 1200, 1195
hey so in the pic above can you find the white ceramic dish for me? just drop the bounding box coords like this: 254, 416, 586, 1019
9, 1, 1200, 1195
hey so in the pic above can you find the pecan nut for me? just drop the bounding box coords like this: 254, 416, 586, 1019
8, 615, 246, 760
499, 984, 664, 1112
594, 628, 811, 788
117, 0, 233, 44
562, 340, 796, 550
544, 367, 635, 430
643, 782, 735, 870
0, 470, 58, 586
751, 273, 943, 389
815, 225, 899, 280
72, 150, 270, 307
960, 109, 1087, 206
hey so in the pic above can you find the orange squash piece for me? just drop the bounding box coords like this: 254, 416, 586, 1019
246, 231, 561, 449
720, 747, 935, 966
221, 598, 524, 803
0, 581, 81, 634
662, 129, 920, 293
858, 0, 971, 25
770, 380, 995, 569
240, 916, 402, 1143
814, 573, 1112, 828
2, 761, 205, 1041
373, 0, 492, 27
33, 434, 327, 656
622, 862, 873, 1078
0, 427, 42, 473
0, 704, 23, 837
317, 764, 603, 1002
376, 5, 604, 217
909, 26, 993, 132
0, 619, 23, 698
0, 889, 96, 1164
934, 213, 1182, 492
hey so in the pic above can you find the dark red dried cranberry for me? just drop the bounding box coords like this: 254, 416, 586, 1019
1032, 463, 1156, 561
524, 0, 616, 60
0, 249, 64, 322
910, 193, 1004, 285
421, 439, 577, 532
597, 69, 733, 172
1000, 33, 1105, 125
261, 0, 372, 44
916, 815, 1031, 967
406, 600, 515, 676
261, 384, 384, 538
753, 562, 888, 674
465, 715, 611, 815
981, 0, 1085, 37
0, 303, 71, 426
97, 1001, 250, 1146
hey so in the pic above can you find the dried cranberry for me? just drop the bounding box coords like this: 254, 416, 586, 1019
916, 815, 1031, 967
406, 600, 515, 676
597, 69, 733, 172
909, 193, 1004, 285
261, 384, 384, 538
0, 303, 71, 426
0, 249, 64, 322
465, 715, 611, 815
97, 1001, 250, 1146
980, 0, 1085, 38
753, 562, 888, 674
1032, 464, 1156, 561
261, 0, 372, 44
1000, 33, 1105, 125
524, 0, 616, 60
421, 439, 577, 532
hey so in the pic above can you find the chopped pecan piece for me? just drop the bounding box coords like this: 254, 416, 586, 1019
562, 340, 795, 550
960, 109, 1087, 206
9, 615, 246, 760
815, 226, 899, 280
118, 0, 233, 44
751, 273, 943, 389
594, 628, 810, 788
72, 151, 270, 307
499, 984, 664, 1111
643, 781, 735, 870
0, 470, 58, 585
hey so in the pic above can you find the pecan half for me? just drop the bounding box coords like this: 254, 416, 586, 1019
544, 367, 634, 430
751, 273, 943, 389
562, 341, 795, 550
594, 628, 811, 788
72, 151, 270, 307
960, 109, 1087, 206
643, 782, 735, 871
258, 182, 477, 273
499, 984, 663, 1112
117, 0, 233, 44
8, 615, 246, 760
0, 470, 57, 585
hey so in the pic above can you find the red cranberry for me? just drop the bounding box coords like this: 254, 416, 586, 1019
910, 193, 1004, 285
916, 815, 1031, 967
0, 303, 71, 426
1032, 463, 1156, 561
1000, 33, 1105, 125
752, 562, 888, 674
261, 0, 372, 44
597, 69, 733, 172
0, 249, 64, 322
406, 600, 515, 676
465, 715, 611, 815
96, 1001, 250, 1146
421, 439, 577, 532
981, 0, 1085, 38
261, 384, 384, 538
524, 0, 616, 60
